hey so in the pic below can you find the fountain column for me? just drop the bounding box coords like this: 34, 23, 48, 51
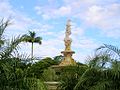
59, 20, 76, 66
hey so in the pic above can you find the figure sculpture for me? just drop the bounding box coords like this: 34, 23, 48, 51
59, 19, 76, 66
64, 20, 72, 51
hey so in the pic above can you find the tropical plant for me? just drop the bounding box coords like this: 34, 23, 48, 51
0, 36, 25, 59
0, 19, 46, 90
27, 57, 58, 79
0, 60, 47, 90
23, 31, 42, 59
42, 68, 58, 81
53, 55, 64, 64
74, 44, 120, 90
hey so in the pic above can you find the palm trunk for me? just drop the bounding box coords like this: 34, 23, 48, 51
31, 42, 33, 63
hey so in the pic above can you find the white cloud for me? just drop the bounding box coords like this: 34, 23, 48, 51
102, 29, 120, 38
72, 38, 99, 63
0, 0, 37, 37
35, 5, 71, 17
83, 4, 120, 27
82, 4, 120, 38
0, 0, 14, 17
35, 5, 71, 19
55, 6, 71, 16
35, 0, 120, 38
35, 6, 42, 15
71, 23, 85, 36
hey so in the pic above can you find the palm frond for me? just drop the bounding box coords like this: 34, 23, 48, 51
0, 19, 11, 47
89, 80, 111, 90
96, 44, 120, 60
0, 35, 25, 59
34, 37, 42, 44
74, 68, 102, 90
29, 31, 36, 38
87, 53, 111, 69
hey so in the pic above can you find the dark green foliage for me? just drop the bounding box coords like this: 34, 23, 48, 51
42, 68, 58, 81
23, 31, 42, 44
58, 65, 88, 90
0, 55, 47, 90
27, 57, 58, 78
53, 55, 64, 64
74, 65, 120, 90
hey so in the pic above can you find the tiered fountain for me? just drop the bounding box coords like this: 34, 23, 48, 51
45, 20, 76, 90
59, 19, 76, 66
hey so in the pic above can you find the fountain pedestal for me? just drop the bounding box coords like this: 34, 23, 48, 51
59, 51, 76, 66
44, 82, 59, 90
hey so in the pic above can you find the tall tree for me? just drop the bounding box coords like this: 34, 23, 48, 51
23, 31, 42, 59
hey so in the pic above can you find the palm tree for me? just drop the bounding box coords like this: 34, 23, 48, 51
23, 31, 42, 59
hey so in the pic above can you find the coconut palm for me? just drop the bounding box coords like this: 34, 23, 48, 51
23, 31, 42, 59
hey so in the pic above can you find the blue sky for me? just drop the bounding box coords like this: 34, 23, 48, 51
0, 0, 120, 63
